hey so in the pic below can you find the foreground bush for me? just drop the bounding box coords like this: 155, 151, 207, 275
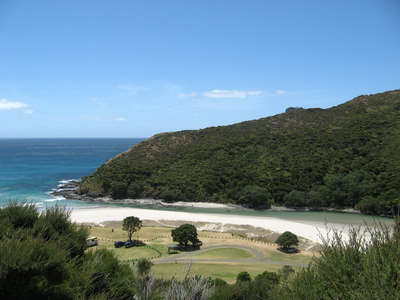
275, 221, 400, 300
164, 275, 214, 300
0, 203, 213, 300
2, 203, 400, 299
0, 203, 133, 299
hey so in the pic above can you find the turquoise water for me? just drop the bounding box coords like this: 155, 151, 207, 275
0, 138, 393, 226
106, 203, 393, 226
0, 138, 143, 209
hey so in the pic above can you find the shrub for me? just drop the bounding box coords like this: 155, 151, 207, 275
136, 258, 153, 276
278, 265, 295, 280
164, 275, 214, 300
276, 231, 299, 251
0, 202, 39, 230
78, 249, 135, 299
277, 221, 400, 299
236, 271, 251, 283
0, 237, 72, 299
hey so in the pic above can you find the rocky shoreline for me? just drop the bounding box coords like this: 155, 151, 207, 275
51, 180, 361, 214
50, 180, 243, 209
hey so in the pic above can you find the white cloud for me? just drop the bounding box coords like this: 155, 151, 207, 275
115, 117, 127, 122
178, 92, 197, 99
0, 98, 28, 110
203, 89, 263, 99
247, 90, 263, 96
117, 84, 150, 95
275, 89, 287, 95
24, 109, 34, 114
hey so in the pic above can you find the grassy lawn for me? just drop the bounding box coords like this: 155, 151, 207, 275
88, 225, 314, 282
89, 226, 171, 242
153, 262, 282, 283
191, 248, 254, 260
263, 248, 314, 265
148, 243, 170, 256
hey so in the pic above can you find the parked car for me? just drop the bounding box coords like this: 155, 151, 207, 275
86, 237, 98, 247
114, 241, 125, 248
125, 241, 134, 248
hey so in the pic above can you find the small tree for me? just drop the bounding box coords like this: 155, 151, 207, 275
276, 231, 299, 251
171, 224, 200, 248
122, 216, 142, 242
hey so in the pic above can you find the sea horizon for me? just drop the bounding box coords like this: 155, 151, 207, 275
0, 138, 144, 209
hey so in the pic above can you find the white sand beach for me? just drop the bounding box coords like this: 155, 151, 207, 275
70, 206, 349, 243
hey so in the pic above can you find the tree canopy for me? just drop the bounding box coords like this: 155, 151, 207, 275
276, 231, 299, 250
171, 224, 200, 248
122, 216, 142, 241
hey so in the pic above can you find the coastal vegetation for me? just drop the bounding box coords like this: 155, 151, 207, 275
0, 203, 133, 299
2, 203, 399, 299
79, 90, 400, 216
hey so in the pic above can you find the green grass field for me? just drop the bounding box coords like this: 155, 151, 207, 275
89, 225, 315, 283
191, 248, 253, 260
263, 248, 314, 265
153, 262, 283, 283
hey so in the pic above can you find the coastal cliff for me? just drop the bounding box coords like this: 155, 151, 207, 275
79, 90, 400, 215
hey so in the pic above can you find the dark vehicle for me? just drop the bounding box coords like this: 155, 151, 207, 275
125, 241, 134, 248
114, 241, 125, 248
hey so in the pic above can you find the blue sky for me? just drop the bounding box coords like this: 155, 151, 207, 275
0, 0, 399, 138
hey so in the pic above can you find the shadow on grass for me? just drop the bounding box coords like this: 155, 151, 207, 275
168, 244, 202, 254
124, 240, 146, 248
178, 245, 201, 252
277, 247, 299, 254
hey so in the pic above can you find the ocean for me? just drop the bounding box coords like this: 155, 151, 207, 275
0, 138, 143, 209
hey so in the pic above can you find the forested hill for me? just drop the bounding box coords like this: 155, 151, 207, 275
79, 90, 400, 215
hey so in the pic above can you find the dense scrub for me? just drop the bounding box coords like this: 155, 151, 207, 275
1, 203, 400, 299
80, 90, 400, 216
0, 203, 216, 299
274, 221, 400, 299
0, 203, 135, 299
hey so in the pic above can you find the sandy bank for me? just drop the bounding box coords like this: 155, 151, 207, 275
70, 206, 350, 244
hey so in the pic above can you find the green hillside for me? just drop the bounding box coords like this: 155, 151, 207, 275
79, 90, 400, 215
